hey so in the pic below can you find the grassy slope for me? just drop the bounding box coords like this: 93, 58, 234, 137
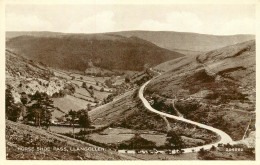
6, 120, 136, 160
89, 89, 168, 132
6, 33, 183, 71
52, 95, 95, 113
147, 40, 256, 141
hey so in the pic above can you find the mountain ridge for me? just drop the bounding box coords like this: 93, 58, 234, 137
6, 34, 183, 71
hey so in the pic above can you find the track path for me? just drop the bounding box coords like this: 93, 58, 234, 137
139, 68, 234, 153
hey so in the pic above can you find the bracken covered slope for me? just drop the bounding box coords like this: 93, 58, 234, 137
147, 40, 256, 141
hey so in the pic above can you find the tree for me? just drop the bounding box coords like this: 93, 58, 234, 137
25, 92, 54, 128
100, 87, 104, 92
166, 130, 184, 152
5, 86, 22, 122
77, 109, 91, 133
198, 147, 207, 156
65, 110, 78, 138
20, 92, 29, 105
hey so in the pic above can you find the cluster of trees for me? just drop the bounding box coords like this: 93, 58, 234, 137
166, 130, 184, 152
65, 109, 91, 138
135, 75, 152, 86
6, 87, 54, 129
82, 82, 95, 97
104, 79, 114, 88
103, 93, 116, 104
174, 100, 200, 117
52, 84, 76, 98
24, 91, 54, 128
151, 96, 177, 115
6, 85, 92, 135
118, 133, 156, 150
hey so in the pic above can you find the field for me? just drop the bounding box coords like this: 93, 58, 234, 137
74, 87, 93, 99
52, 95, 95, 113
87, 128, 167, 146
93, 90, 111, 101
49, 126, 82, 134
51, 109, 65, 121
88, 128, 135, 144
53, 69, 113, 90
140, 134, 167, 146
48, 67, 149, 123
50, 68, 117, 118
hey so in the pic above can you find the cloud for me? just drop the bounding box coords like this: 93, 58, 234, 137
5, 6, 254, 35
138, 11, 203, 33
138, 11, 255, 35
67, 11, 115, 33
218, 18, 255, 35
6, 13, 53, 31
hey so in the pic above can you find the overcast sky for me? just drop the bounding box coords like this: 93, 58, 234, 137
6, 4, 255, 35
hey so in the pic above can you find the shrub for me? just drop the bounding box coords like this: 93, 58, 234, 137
118, 134, 156, 149
210, 145, 217, 151
82, 82, 87, 88
125, 76, 130, 83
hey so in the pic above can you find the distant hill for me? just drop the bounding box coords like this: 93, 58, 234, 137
6, 31, 65, 40
110, 31, 254, 52
6, 32, 183, 71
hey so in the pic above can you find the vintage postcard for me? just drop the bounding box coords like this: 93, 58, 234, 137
0, 0, 258, 164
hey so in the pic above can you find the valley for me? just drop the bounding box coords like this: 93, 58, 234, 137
5, 31, 255, 160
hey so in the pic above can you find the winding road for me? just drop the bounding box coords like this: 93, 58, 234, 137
139, 68, 234, 153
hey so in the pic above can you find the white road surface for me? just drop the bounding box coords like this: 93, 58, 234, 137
139, 69, 234, 153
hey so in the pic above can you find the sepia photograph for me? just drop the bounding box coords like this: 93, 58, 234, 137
1, 0, 258, 162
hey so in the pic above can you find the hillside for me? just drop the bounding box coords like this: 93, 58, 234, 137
146, 40, 256, 141
110, 31, 254, 52
6, 120, 135, 160
6, 49, 53, 79
6, 50, 75, 102
89, 87, 219, 149
6, 32, 183, 71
